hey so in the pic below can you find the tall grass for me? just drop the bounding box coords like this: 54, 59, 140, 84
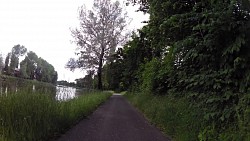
125, 92, 250, 141
0, 90, 112, 141
125, 92, 204, 141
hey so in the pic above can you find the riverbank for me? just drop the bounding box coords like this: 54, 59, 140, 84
0, 74, 55, 87
0, 89, 112, 141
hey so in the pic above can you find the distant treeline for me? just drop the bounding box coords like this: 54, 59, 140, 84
57, 77, 94, 89
0, 45, 57, 84
57, 80, 76, 87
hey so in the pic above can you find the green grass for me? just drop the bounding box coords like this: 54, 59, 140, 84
0, 90, 112, 141
125, 92, 250, 141
125, 92, 204, 141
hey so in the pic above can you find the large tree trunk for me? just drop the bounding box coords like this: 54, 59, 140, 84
97, 47, 105, 90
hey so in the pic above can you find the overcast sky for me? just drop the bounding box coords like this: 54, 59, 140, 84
0, 0, 148, 82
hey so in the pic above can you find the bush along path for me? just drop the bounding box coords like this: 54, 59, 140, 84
56, 94, 170, 141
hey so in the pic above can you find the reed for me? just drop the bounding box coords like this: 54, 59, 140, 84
0, 90, 112, 141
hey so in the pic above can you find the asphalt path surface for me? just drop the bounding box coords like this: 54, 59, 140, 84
56, 94, 171, 141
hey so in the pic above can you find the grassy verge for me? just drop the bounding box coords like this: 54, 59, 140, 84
0, 90, 112, 141
125, 92, 250, 141
125, 92, 204, 141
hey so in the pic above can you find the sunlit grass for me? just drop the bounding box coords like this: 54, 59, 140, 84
0, 90, 112, 141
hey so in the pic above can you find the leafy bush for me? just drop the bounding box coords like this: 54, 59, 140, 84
139, 58, 160, 93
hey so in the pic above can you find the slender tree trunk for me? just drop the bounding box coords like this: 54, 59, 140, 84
97, 47, 105, 90
97, 66, 102, 90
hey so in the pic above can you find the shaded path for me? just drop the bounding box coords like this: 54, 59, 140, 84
56, 94, 171, 141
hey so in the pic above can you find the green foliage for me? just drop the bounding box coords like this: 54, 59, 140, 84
0, 91, 57, 141
139, 46, 175, 94
120, 29, 153, 91
75, 70, 95, 89
11, 45, 27, 57
4, 53, 11, 75
126, 0, 149, 13
112, 0, 250, 140
102, 61, 124, 91
19, 61, 28, 78
164, 2, 250, 138
139, 58, 160, 93
3, 46, 58, 84
20, 51, 58, 84
0, 54, 4, 73
8, 45, 27, 76
0, 89, 112, 141
101, 30, 152, 91
9, 54, 19, 76
126, 92, 250, 141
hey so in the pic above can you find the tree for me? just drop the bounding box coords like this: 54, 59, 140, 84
9, 54, 19, 76
126, 0, 149, 13
118, 29, 152, 90
83, 70, 95, 89
19, 61, 28, 78
38, 58, 56, 83
67, 0, 130, 90
8, 45, 27, 76
4, 53, 11, 75
11, 45, 27, 57
21, 51, 39, 79
0, 53, 4, 74
51, 71, 58, 84
20, 51, 58, 83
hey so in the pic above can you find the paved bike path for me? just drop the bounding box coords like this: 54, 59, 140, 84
56, 94, 171, 141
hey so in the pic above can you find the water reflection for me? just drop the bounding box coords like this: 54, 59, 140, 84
32, 85, 35, 92
56, 85, 77, 101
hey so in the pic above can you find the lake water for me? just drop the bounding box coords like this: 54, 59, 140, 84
0, 78, 83, 101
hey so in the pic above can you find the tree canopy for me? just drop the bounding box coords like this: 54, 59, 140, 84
67, 0, 130, 89
2, 45, 58, 84
0, 53, 4, 73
